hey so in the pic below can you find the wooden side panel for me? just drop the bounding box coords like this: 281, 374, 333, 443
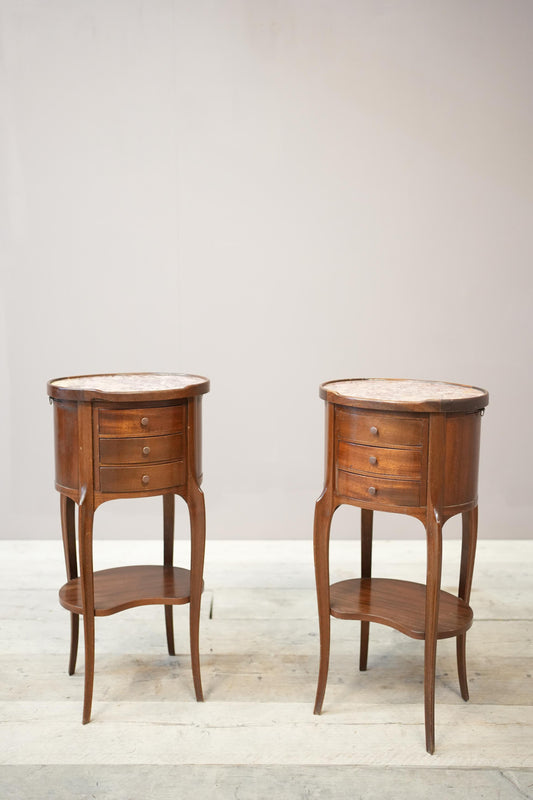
53, 400, 79, 491
193, 397, 202, 484
443, 413, 481, 508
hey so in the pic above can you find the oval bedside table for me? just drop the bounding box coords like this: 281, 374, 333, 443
47, 372, 209, 723
312, 378, 489, 753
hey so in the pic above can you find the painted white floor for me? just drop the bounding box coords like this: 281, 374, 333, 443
0, 538, 532, 799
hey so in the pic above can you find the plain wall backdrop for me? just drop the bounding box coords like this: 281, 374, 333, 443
1, 0, 532, 542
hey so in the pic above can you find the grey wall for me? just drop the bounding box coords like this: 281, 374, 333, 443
1, 0, 531, 541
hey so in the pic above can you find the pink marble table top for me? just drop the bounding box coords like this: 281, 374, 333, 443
323, 379, 486, 403
50, 373, 206, 393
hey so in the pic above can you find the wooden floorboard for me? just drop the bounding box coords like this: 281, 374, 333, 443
0, 540, 531, 797
0, 765, 532, 800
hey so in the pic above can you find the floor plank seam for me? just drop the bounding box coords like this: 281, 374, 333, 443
499, 770, 533, 799
1, 540, 531, 778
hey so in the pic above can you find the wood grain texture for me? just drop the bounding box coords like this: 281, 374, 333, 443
60, 494, 78, 676
98, 404, 185, 437
443, 412, 482, 508
329, 578, 472, 639
337, 440, 422, 479
163, 494, 176, 657
99, 460, 185, 493
59, 565, 195, 615
99, 433, 184, 465
53, 400, 79, 492
336, 469, 421, 507
77, 400, 95, 725
336, 407, 426, 447
359, 508, 373, 672
457, 506, 478, 701
313, 402, 338, 717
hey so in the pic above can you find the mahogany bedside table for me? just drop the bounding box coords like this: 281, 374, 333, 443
313, 378, 489, 753
47, 372, 209, 723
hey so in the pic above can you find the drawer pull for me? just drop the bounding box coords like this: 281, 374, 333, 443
141, 474, 150, 485
142, 446, 151, 456
370, 426, 378, 435
368, 486, 377, 496
141, 417, 149, 427
369, 456, 377, 465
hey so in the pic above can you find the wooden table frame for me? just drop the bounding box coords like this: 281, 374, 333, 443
48, 373, 209, 724
313, 379, 488, 753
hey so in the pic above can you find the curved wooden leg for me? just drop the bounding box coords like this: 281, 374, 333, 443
69, 614, 80, 677
164, 608, 175, 656
457, 506, 478, 701
60, 494, 80, 675
78, 500, 95, 725
424, 515, 443, 754
359, 509, 373, 671
313, 492, 336, 715
163, 494, 176, 656
456, 635, 468, 701
186, 484, 205, 702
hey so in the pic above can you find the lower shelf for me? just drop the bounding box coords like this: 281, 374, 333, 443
59, 565, 198, 616
329, 578, 473, 640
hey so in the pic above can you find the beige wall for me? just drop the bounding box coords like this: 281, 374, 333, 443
1, 0, 531, 540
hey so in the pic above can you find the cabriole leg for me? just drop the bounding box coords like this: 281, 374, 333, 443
457, 506, 478, 700
60, 494, 79, 675
78, 501, 95, 725
187, 484, 206, 702
313, 493, 336, 715
163, 493, 176, 656
359, 508, 373, 671
424, 515, 443, 754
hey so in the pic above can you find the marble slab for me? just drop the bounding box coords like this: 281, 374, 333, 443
50, 373, 206, 392
323, 378, 486, 403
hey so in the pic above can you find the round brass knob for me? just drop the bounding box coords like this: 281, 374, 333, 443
141, 417, 149, 427
370, 426, 378, 435
141, 474, 150, 485
142, 446, 151, 456
369, 456, 377, 465
368, 486, 377, 496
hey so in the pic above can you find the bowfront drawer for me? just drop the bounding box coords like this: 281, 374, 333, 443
98, 404, 185, 437
99, 433, 184, 465
337, 469, 421, 507
99, 461, 185, 493
336, 408, 425, 447
337, 440, 422, 479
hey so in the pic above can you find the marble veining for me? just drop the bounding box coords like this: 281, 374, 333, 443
51, 373, 206, 392
323, 379, 486, 403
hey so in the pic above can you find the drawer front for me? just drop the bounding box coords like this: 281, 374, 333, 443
337, 440, 422, 479
99, 461, 186, 493
98, 405, 185, 437
337, 469, 421, 507
99, 433, 184, 465
336, 408, 425, 447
